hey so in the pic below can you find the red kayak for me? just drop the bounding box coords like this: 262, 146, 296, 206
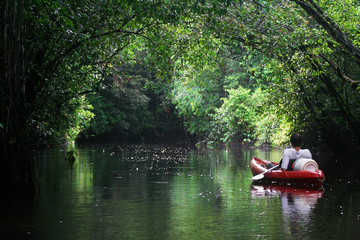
250, 157, 325, 188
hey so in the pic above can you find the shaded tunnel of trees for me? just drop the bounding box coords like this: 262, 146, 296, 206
1, 0, 360, 195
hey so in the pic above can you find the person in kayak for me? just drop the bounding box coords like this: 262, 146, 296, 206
280, 133, 312, 171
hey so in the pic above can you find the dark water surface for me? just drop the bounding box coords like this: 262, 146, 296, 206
1, 143, 360, 239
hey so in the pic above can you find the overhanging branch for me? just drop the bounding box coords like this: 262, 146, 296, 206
319, 54, 360, 89
292, 0, 360, 63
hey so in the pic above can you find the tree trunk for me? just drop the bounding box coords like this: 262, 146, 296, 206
1, 0, 37, 196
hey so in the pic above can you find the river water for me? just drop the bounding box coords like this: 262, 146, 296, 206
1, 143, 360, 239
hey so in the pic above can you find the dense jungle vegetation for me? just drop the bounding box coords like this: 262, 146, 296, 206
1, 0, 360, 193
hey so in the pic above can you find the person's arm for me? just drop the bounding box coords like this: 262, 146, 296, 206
307, 149, 312, 159
299, 149, 312, 159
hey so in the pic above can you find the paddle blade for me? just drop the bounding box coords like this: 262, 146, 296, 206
251, 174, 265, 180
251, 164, 279, 181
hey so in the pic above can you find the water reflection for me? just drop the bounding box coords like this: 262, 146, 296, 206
4, 144, 360, 239
251, 184, 324, 238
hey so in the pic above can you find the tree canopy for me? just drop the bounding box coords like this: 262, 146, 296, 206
1, 0, 360, 153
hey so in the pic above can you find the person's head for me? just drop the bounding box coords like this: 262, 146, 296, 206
290, 133, 302, 148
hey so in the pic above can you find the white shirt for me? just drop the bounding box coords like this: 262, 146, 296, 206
281, 148, 312, 169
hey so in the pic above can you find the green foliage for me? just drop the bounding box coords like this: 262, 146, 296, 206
65, 97, 95, 143
2, 0, 222, 147
201, 0, 360, 151
170, 38, 294, 146
82, 42, 183, 140
2, 0, 360, 153
172, 66, 223, 136
254, 99, 294, 147
85, 75, 153, 139
214, 87, 262, 142
31, 95, 94, 144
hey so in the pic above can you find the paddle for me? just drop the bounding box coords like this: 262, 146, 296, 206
251, 165, 279, 180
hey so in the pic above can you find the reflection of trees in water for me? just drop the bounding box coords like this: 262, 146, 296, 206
251, 185, 324, 238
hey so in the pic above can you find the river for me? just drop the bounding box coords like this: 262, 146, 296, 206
1, 143, 360, 239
